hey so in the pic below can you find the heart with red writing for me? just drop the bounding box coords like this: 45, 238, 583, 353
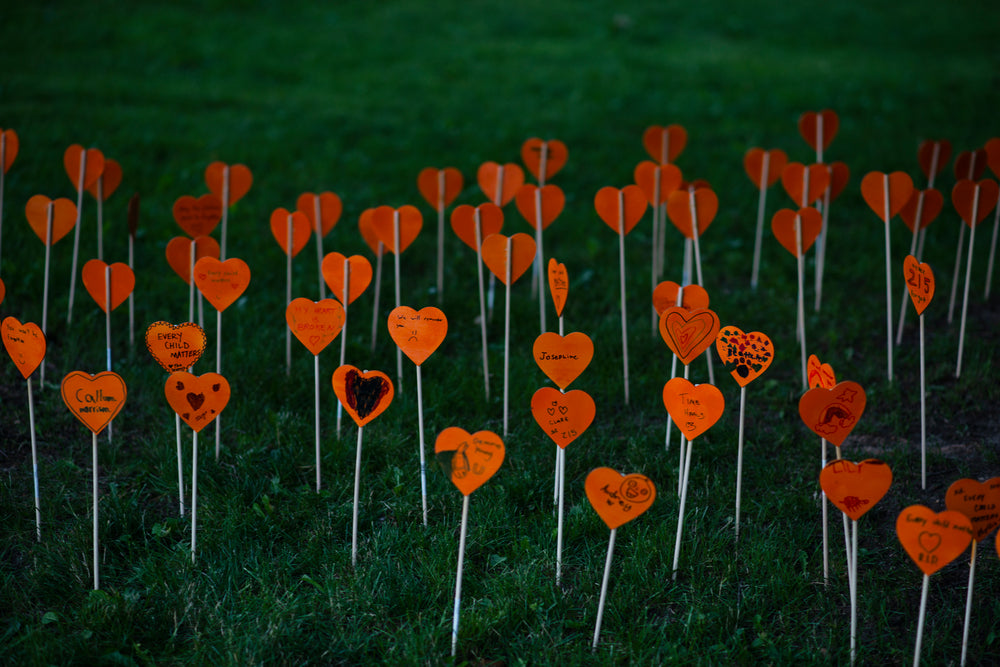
861, 171, 915, 221
481, 233, 536, 285
61, 371, 127, 434
595, 185, 648, 235
434, 427, 505, 496
897, 506, 973, 576
417, 167, 463, 209
652, 281, 709, 315
771, 207, 823, 257
145, 321, 207, 372
332, 365, 394, 428
286, 298, 345, 356
477, 162, 524, 206
666, 187, 718, 239
715, 326, 774, 387
63, 145, 105, 190
530, 387, 595, 448
781, 163, 830, 207
515, 184, 564, 230
165, 371, 230, 432
172, 194, 222, 238
165, 236, 220, 284
634, 161, 682, 205
585, 467, 656, 530
819, 459, 892, 521
743, 148, 787, 188
296, 191, 342, 236
807, 354, 836, 389
642, 124, 686, 164
903, 255, 935, 316
25, 195, 77, 245
659, 306, 720, 365
321, 253, 372, 305
193, 257, 251, 312
945, 477, 1000, 542
82, 260, 135, 313
797, 110, 839, 152
451, 203, 504, 252
521, 138, 568, 182
533, 331, 593, 390
204, 162, 252, 205
798, 381, 866, 447
662, 377, 725, 441
387, 306, 447, 366
2, 316, 46, 379
548, 259, 568, 317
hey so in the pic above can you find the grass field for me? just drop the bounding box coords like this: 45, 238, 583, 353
2, 1, 999, 664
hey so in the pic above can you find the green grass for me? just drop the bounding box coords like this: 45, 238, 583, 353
2, 1, 999, 664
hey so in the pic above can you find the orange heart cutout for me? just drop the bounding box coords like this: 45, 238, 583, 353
642, 124, 687, 164
530, 387, 595, 448
165, 236, 220, 284
954, 149, 987, 181
165, 371, 230, 432
357, 208, 384, 257
986, 138, 1000, 179
807, 354, 837, 389
945, 477, 1000, 542
269, 208, 311, 257
533, 331, 594, 390
903, 255, 935, 316
434, 427, 505, 496
828, 161, 850, 201
900, 188, 944, 232
797, 110, 839, 152
387, 305, 448, 366
662, 377, 725, 441
86, 158, 122, 201
321, 253, 372, 305
25, 195, 77, 245
172, 194, 223, 238
860, 171, 915, 221
659, 306, 720, 365
585, 467, 656, 530
548, 258, 568, 317
743, 148, 788, 188
515, 184, 565, 230
897, 506, 973, 576
594, 185, 648, 235
2, 316, 46, 379
665, 187, 717, 239
634, 161, 683, 205
61, 370, 127, 434
521, 138, 568, 182
371, 205, 423, 254
451, 203, 504, 252
296, 192, 342, 237
145, 321, 207, 372
918, 140, 952, 182
481, 232, 537, 285
952, 179, 1000, 228
286, 298, 345, 356
771, 207, 823, 256
781, 163, 831, 207
798, 381, 866, 447
477, 162, 524, 206
204, 162, 252, 205
715, 326, 774, 387
332, 365, 394, 428
63, 145, 105, 190
417, 167, 463, 209
81, 260, 135, 313
819, 459, 893, 521
652, 281, 709, 315
193, 257, 251, 312
1, 128, 19, 173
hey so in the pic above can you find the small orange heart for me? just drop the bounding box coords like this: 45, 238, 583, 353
594, 185, 648, 235
521, 138, 568, 182
899, 188, 943, 232
269, 208, 311, 257
63, 145, 105, 190
371, 205, 423, 254
332, 365, 394, 428
387, 306, 448, 366
945, 477, 1000, 543
743, 148, 787, 188
515, 184, 564, 230
861, 171, 915, 221
652, 281, 709, 315
897, 506, 973, 576
642, 124, 687, 164
193, 257, 251, 312
61, 370, 127, 434
165, 371, 230, 432
918, 140, 952, 182
321, 252, 372, 305
172, 194, 223, 238
533, 331, 594, 390
903, 255, 935, 316
145, 321, 207, 372
204, 162, 252, 206
25, 195, 77, 245
665, 187, 717, 239
86, 158, 122, 201
586, 467, 656, 530
828, 161, 851, 201
451, 203, 504, 252
986, 138, 1000, 180
417, 167, 463, 209
819, 459, 892, 521
715, 326, 774, 387
358, 208, 384, 257
634, 161, 683, 205
434, 427, 505, 496
2, 316, 46, 379
530, 387, 595, 448
771, 207, 823, 256
477, 162, 524, 206
951, 179, 1000, 228
807, 354, 837, 389
1, 128, 19, 174
798, 381, 866, 447
797, 110, 839, 153
480, 232, 536, 285
954, 149, 987, 181
165, 236, 220, 284
81, 260, 135, 313
547, 258, 568, 317
286, 298, 345, 356
295, 192, 342, 237
781, 162, 831, 207
662, 377, 725, 441
658, 306, 720, 365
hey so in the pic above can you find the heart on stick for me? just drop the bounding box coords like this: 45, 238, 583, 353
918, 140, 952, 182
662, 377, 725, 441
521, 138, 568, 182
2, 316, 46, 379
61, 370, 127, 434
296, 191, 342, 236
269, 208, 311, 257
434, 427, 505, 496
357, 209, 384, 257
781, 163, 831, 207
145, 321, 207, 372
193, 257, 251, 312
743, 148, 788, 188
652, 281, 709, 315
332, 365, 394, 428
478, 162, 524, 206
63, 145, 105, 190
165, 236, 220, 284
634, 161, 683, 205
481, 232, 537, 285
945, 477, 1000, 542
594, 185, 648, 235
387, 305, 448, 366
533, 331, 594, 390
828, 162, 851, 201
172, 194, 223, 237
286, 298, 345, 356
87, 158, 122, 201
204, 162, 252, 205
321, 253, 372, 305
798, 381, 866, 447
860, 171, 915, 221
771, 207, 823, 257
954, 150, 987, 181
1, 128, 19, 173
25, 195, 77, 245
666, 187, 718, 239
899, 188, 944, 232
530, 387, 595, 448
451, 203, 504, 252
798, 110, 839, 152
896, 506, 973, 576
642, 124, 687, 164
548, 258, 568, 317
819, 459, 893, 521
417, 167, 463, 209
165, 371, 230, 432
903, 255, 935, 316
715, 326, 774, 387
82, 260, 135, 313
952, 179, 1000, 228
585, 467, 656, 530
807, 354, 837, 389
515, 184, 565, 230
371, 205, 423, 254
659, 306, 720, 365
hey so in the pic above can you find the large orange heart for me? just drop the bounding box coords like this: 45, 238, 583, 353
642, 124, 687, 164
450, 203, 504, 252
165, 236, 220, 284
521, 138, 568, 183
585, 467, 656, 530
61, 370, 127, 435
1, 128, 19, 173
172, 194, 222, 238
25, 195, 77, 245
807, 354, 836, 389
387, 305, 447, 366
634, 161, 683, 205
652, 281, 709, 315
819, 459, 893, 521
533, 331, 594, 390
828, 161, 850, 201
204, 162, 252, 205
952, 179, 1000, 228
2, 316, 46, 379
715, 326, 774, 387
477, 162, 524, 206
145, 321, 207, 372
514, 184, 564, 230
662, 377, 725, 441
781, 163, 830, 207
165, 371, 230, 432
986, 138, 1000, 179
798, 381, 866, 447
296, 191, 342, 237
903, 255, 935, 316
743, 148, 787, 188
286, 298, 345, 356
193, 257, 251, 312
417, 167, 463, 209
481, 232, 536, 285
918, 140, 952, 182
371, 205, 423, 254
595, 185, 648, 235
797, 110, 839, 152
945, 477, 1000, 542
86, 158, 122, 201
548, 258, 568, 317
771, 207, 823, 256
665, 187, 717, 239
659, 306, 720, 365
81, 260, 135, 313
434, 427, 505, 496
899, 188, 944, 232
63, 145, 105, 190
897, 506, 973, 576
530, 387, 595, 448
269, 208, 311, 257
321, 253, 372, 306
332, 365, 394, 428
860, 171, 915, 221
954, 149, 987, 181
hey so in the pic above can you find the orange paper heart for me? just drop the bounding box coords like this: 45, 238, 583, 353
2, 316, 46, 379
986, 138, 1000, 179
548, 258, 568, 317
87, 158, 122, 201
1, 128, 19, 173
477, 162, 524, 206
903, 255, 935, 316
781, 162, 831, 207
61, 370, 127, 434
332, 365, 394, 428
387, 306, 447, 366
172, 194, 223, 238
371, 205, 423, 254
666, 187, 717, 239
828, 161, 850, 201
918, 140, 952, 182
165, 371, 230, 432
634, 161, 683, 205
165, 236, 220, 284
807, 354, 836, 389
321, 253, 372, 305
193, 257, 251, 312
652, 281, 709, 315
952, 179, 1000, 228
715, 326, 774, 387
270, 208, 311, 257
642, 124, 687, 164
286, 298, 345, 356
798, 110, 839, 152
481, 232, 536, 285
81, 260, 135, 313
63, 145, 105, 190
659, 306, 720, 365
798, 381, 866, 447
743, 148, 788, 188
594, 185, 648, 235
585, 467, 656, 530
899, 188, 944, 232
515, 184, 564, 230
533, 331, 594, 390
861, 171, 915, 221
954, 149, 987, 181
357, 208, 383, 257
25, 195, 77, 245
771, 207, 823, 256
417, 167, 463, 209
434, 427, 505, 496
897, 506, 973, 576
521, 138, 568, 182
145, 321, 207, 372
530, 387, 595, 448
204, 162, 252, 205
945, 477, 1000, 542
662, 377, 725, 441
296, 191, 342, 237
819, 459, 892, 521
451, 203, 504, 252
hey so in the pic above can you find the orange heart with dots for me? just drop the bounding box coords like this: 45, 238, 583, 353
652, 281, 709, 315
63, 145, 105, 190
861, 171, 915, 221
165, 236, 220, 284
781, 163, 831, 207
515, 184, 564, 230
81, 260, 135, 313
332, 365, 394, 428
477, 162, 524, 206
918, 140, 952, 182
172, 194, 222, 238
165, 371, 230, 432
521, 138, 568, 182
659, 306, 720, 365
903, 255, 935, 316
807, 354, 836, 389
715, 326, 774, 387
371, 205, 423, 254
797, 110, 839, 152
798, 381, 866, 447
533, 331, 594, 390
61, 371, 127, 434
434, 427, 505, 496
87, 158, 122, 201
25, 195, 77, 245
642, 124, 687, 164
481, 232, 536, 285
2, 317, 46, 379
897, 506, 973, 576
900, 188, 944, 232
204, 162, 252, 205
530, 387, 595, 448
321, 253, 372, 305
952, 179, 1000, 228
387, 306, 448, 366
1, 128, 19, 173
634, 161, 683, 205
193, 257, 251, 312
945, 477, 1000, 543
145, 321, 207, 372
417, 167, 463, 209
662, 377, 725, 441
820, 459, 893, 521
586, 467, 656, 530
594, 185, 648, 235
743, 148, 787, 188
666, 187, 717, 239
285, 298, 345, 356
269, 208, 311, 257
451, 203, 504, 252
771, 207, 823, 256
296, 192, 342, 237
548, 258, 568, 317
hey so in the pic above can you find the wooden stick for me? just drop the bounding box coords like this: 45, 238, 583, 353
912, 574, 930, 667
416, 364, 428, 526
617, 191, 630, 405
191, 429, 199, 562
556, 446, 565, 585
850, 518, 858, 665
127, 220, 135, 348
881, 174, 894, 382
796, 213, 808, 390
220, 166, 230, 260
956, 187, 980, 378
652, 167, 662, 332
948, 223, 967, 324
215, 310, 222, 460
41, 202, 54, 388
352, 425, 364, 567
474, 210, 490, 400
502, 235, 512, 437
960, 541, 978, 667
822, 437, 829, 584
437, 170, 446, 303
534, 187, 546, 335
28, 377, 40, 541
531, 145, 549, 298
688, 192, 705, 289
392, 210, 403, 390
369, 241, 383, 351
314, 355, 321, 492
815, 114, 825, 165
665, 288, 684, 455
0, 132, 6, 274
175, 414, 185, 517
815, 178, 832, 312
592, 527, 617, 649
451, 494, 470, 657
92, 430, 99, 589
984, 205, 1000, 299
285, 215, 293, 375
658, 202, 668, 279
313, 196, 326, 300
751, 152, 770, 290
337, 261, 350, 437
735, 385, 746, 541
188, 241, 196, 328
67, 152, 87, 325
96, 176, 104, 261
672, 433, 693, 579
896, 192, 926, 344
920, 313, 927, 489
105, 265, 113, 444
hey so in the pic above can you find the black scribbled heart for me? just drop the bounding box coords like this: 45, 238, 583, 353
345, 370, 390, 419
186, 392, 206, 410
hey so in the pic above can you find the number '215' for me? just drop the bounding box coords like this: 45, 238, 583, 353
906, 268, 931, 295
